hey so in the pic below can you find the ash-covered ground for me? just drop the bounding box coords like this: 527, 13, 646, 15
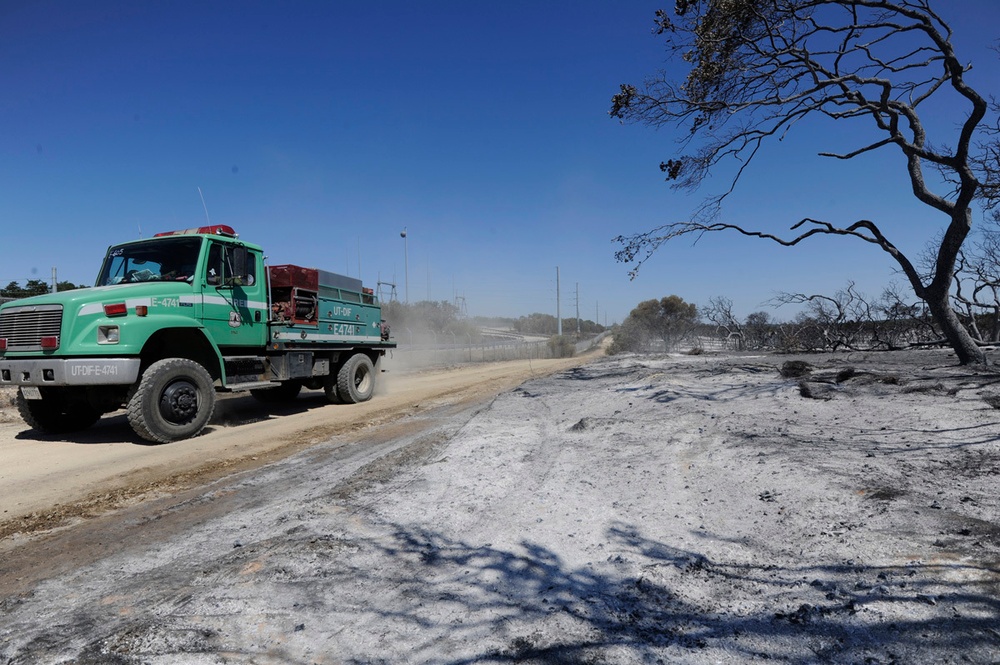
2, 349, 999, 664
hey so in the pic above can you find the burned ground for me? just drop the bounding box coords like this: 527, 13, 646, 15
1, 349, 999, 663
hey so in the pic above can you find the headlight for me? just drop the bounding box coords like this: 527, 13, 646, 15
98, 326, 120, 344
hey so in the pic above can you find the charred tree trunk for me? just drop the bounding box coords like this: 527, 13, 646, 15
914, 207, 986, 365
923, 287, 985, 365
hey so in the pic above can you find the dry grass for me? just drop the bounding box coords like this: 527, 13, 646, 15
0, 386, 18, 423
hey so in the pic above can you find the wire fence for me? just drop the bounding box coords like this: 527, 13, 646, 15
384, 331, 606, 371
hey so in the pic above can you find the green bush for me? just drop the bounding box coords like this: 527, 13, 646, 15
547, 335, 576, 358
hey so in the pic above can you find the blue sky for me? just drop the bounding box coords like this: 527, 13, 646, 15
2, 1, 999, 324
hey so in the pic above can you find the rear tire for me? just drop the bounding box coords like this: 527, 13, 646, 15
16, 389, 100, 434
323, 375, 342, 404
336, 354, 375, 404
127, 358, 216, 444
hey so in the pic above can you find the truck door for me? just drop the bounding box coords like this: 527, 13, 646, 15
201, 242, 268, 350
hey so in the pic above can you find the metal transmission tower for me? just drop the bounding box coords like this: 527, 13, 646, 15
377, 279, 398, 303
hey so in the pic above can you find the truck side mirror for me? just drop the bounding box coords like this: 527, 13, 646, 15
226, 246, 249, 286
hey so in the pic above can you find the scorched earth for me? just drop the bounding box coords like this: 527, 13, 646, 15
1, 349, 999, 664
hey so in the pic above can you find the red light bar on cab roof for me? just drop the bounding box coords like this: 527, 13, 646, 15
154, 225, 237, 238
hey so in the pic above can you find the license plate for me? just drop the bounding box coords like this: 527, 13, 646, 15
20, 386, 42, 400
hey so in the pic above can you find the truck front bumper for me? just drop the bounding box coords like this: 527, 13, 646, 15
0, 358, 141, 387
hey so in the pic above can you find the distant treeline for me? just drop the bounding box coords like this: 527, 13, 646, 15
1, 279, 85, 299
609, 287, 960, 355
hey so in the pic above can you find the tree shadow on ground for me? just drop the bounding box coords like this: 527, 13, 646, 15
343, 520, 1000, 664
7, 501, 1000, 664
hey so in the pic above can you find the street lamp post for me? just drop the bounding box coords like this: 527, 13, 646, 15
400, 227, 409, 303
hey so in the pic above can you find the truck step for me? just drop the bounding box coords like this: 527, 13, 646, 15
224, 381, 278, 392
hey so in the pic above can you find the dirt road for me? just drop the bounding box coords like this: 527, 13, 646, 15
0, 354, 593, 542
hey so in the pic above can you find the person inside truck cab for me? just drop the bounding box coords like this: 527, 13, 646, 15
159, 257, 195, 282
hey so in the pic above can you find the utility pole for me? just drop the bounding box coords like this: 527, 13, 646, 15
51, 267, 57, 294
556, 267, 562, 336
575, 282, 580, 334
400, 227, 409, 303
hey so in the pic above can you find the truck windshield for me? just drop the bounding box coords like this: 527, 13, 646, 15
96, 237, 203, 286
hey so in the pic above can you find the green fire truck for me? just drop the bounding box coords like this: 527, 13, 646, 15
0, 224, 395, 443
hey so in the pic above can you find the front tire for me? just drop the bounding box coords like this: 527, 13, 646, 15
127, 358, 216, 444
337, 354, 375, 404
16, 389, 101, 434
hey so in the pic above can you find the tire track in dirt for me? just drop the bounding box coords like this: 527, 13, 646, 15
0, 352, 600, 546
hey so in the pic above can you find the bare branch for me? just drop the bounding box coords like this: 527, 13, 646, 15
819, 137, 895, 159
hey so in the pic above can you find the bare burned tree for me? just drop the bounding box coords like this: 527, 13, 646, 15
610, 0, 995, 364
770, 282, 874, 351
703, 296, 746, 349
950, 228, 1000, 342
879, 281, 938, 346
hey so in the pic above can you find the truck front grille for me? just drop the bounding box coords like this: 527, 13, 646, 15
0, 304, 63, 351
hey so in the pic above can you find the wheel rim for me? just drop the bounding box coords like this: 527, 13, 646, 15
355, 366, 371, 394
159, 379, 199, 425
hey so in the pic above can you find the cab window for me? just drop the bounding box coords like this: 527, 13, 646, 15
207, 243, 256, 286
